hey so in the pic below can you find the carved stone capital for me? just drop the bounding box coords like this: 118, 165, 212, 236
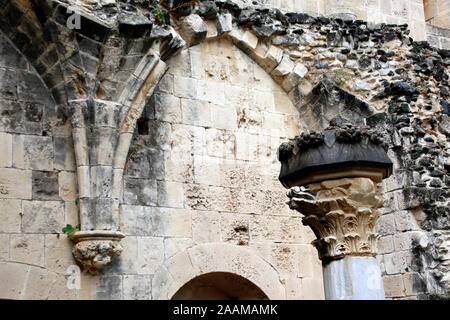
70, 231, 125, 275
286, 177, 383, 261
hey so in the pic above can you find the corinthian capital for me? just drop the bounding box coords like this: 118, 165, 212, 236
287, 177, 383, 261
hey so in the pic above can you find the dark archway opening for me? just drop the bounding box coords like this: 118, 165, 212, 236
171, 272, 269, 300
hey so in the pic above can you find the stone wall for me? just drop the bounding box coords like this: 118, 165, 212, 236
121, 37, 324, 300
0, 0, 449, 300
424, 0, 450, 29
0, 32, 99, 299
427, 24, 450, 49
257, 0, 428, 41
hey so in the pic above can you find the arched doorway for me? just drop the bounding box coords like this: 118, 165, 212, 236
171, 272, 269, 300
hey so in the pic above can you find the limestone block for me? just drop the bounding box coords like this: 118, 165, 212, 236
152, 265, 181, 300
270, 244, 299, 277
58, 171, 78, 201
375, 213, 395, 235
96, 275, 123, 300
164, 237, 193, 260
272, 54, 295, 77
210, 104, 237, 130
0, 199, 22, 232
0, 234, 9, 261
44, 235, 76, 274
281, 63, 308, 92
53, 136, 76, 171
123, 275, 152, 300
173, 75, 198, 99
384, 251, 412, 275
251, 215, 303, 245
119, 236, 138, 274
297, 244, 315, 278
123, 177, 157, 206
0, 168, 32, 199
220, 214, 250, 245
32, 170, 59, 200
299, 278, 325, 300
393, 232, 415, 251
0, 132, 12, 167
0, 262, 29, 299
253, 89, 275, 111
235, 132, 259, 161
12, 135, 54, 171
241, 31, 259, 50
181, 98, 212, 127
137, 236, 164, 274
204, 129, 236, 159
22, 200, 65, 233
383, 274, 405, 298
394, 210, 420, 231
179, 14, 208, 46
167, 49, 192, 77
157, 180, 185, 208
22, 266, 56, 299
151, 207, 192, 238
377, 235, 395, 254
152, 92, 182, 123
192, 211, 221, 244
47, 273, 78, 300
217, 13, 233, 35
403, 272, 425, 296
197, 80, 225, 105
10, 234, 44, 266
165, 250, 197, 285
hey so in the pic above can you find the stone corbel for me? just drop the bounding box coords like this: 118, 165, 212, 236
70, 231, 125, 275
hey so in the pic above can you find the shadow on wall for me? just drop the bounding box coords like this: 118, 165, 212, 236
297, 79, 374, 130
171, 272, 269, 300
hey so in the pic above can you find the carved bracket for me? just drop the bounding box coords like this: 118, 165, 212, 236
287, 177, 383, 261
70, 231, 125, 275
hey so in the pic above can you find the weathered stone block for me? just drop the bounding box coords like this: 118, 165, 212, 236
192, 211, 221, 244
384, 251, 413, 275
44, 234, 76, 274
152, 92, 182, 123
375, 213, 395, 235
0, 132, 12, 167
0, 168, 32, 199
22, 200, 65, 233
383, 274, 405, 298
0, 262, 29, 299
281, 63, 308, 92
123, 177, 157, 206
181, 98, 212, 127
179, 14, 208, 46
58, 171, 77, 201
123, 274, 152, 300
157, 181, 185, 209
13, 135, 54, 171
0, 199, 22, 232
164, 238, 193, 260
137, 236, 164, 274
217, 13, 233, 35
10, 234, 44, 266
173, 75, 198, 99
152, 207, 192, 238
32, 170, 59, 200
0, 234, 9, 261
377, 235, 394, 254
394, 210, 420, 231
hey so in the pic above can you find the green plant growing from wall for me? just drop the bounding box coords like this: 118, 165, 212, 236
62, 224, 80, 237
